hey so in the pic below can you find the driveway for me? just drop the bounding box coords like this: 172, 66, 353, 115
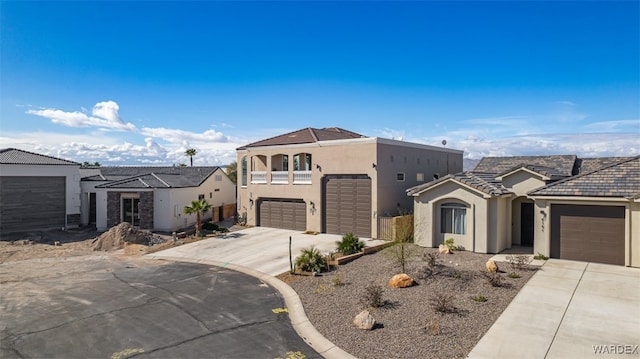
0, 255, 320, 359
148, 227, 385, 275
469, 259, 640, 358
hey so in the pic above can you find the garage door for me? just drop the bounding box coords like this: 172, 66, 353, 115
258, 199, 306, 231
551, 204, 625, 265
0, 176, 66, 233
323, 175, 371, 238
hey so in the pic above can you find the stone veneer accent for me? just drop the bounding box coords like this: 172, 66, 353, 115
139, 192, 154, 229
107, 192, 121, 228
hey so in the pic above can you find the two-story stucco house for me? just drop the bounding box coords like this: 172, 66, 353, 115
236, 127, 463, 238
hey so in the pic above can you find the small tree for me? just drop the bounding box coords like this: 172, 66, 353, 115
384, 214, 417, 273
185, 148, 197, 167
183, 199, 211, 235
226, 161, 237, 184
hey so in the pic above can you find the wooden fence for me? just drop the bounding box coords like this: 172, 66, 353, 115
377, 214, 413, 241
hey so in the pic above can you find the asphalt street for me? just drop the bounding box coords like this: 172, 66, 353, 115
0, 256, 320, 359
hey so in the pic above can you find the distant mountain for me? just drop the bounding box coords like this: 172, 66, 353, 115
463, 158, 480, 171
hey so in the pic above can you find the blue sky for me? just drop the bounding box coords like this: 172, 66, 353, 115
1, 1, 638, 167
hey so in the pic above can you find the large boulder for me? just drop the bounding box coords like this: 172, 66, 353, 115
353, 310, 376, 330
438, 244, 452, 254
388, 273, 414, 288
486, 260, 499, 273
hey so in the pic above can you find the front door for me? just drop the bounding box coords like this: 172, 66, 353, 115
521, 202, 534, 246
122, 198, 140, 226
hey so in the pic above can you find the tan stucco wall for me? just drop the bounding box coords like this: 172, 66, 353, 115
533, 198, 639, 268
238, 137, 463, 238
500, 171, 546, 196
413, 181, 490, 252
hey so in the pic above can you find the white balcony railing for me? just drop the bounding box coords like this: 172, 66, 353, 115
271, 171, 289, 184
293, 170, 312, 184
251, 171, 267, 184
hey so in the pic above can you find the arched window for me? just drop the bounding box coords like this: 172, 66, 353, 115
241, 156, 247, 187
441, 202, 467, 234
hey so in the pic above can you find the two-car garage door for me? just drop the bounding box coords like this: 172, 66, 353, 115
551, 204, 625, 265
0, 176, 66, 234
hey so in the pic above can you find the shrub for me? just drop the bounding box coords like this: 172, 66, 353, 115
201, 222, 229, 232
336, 233, 364, 255
505, 254, 533, 271
295, 247, 327, 273
471, 295, 488, 302
360, 282, 385, 308
533, 252, 549, 260
423, 252, 439, 268
481, 271, 503, 287
507, 272, 521, 279
429, 292, 457, 313
444, 238, 458, 251
332, 272, 345, 287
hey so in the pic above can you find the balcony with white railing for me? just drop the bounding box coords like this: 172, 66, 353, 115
251, 171, 267, 184
293, 170, 312, 184
271, 171, 289, 184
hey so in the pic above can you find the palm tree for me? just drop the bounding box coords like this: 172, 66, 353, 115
185, 148, 197, 166
183, 199, 211, 235
226, 161, 237, 184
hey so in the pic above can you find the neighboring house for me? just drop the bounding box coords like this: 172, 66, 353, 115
408, 155, 640, 267
0, 148, 81, 234
80, 166, 236, 232
236, 127, 463, 238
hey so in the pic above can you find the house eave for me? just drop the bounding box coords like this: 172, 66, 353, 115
528, 195, 630, 202
410, 177, 496, 199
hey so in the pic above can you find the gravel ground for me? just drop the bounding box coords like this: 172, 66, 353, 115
288, 245, 537, 359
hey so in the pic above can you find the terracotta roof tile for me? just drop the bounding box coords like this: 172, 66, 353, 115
237, 127, 364, 149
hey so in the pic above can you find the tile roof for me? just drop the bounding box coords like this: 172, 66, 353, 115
473, 155, 577, 176
89, 166, 220, 189
497, 164, 570, 180
407, 171, 511, 197
237, 127, 365, 149
529, 156, 640, 198
0, 148, 79, 166
576, 157, 636, 174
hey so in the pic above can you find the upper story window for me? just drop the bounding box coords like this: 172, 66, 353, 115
396, 172, 405, 181
293, 153, 312, 171
441, 202, 467, 235
241, 156, 247, 187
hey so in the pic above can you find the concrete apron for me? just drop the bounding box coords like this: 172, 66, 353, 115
468, 259, 640, 359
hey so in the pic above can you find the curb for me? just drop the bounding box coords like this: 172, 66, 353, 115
146, 254, 357, 359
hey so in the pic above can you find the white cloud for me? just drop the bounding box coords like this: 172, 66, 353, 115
555, 100, 576, 106
140, 127, 229, 144
26, 101, 136, 132
583, 119, 640, 132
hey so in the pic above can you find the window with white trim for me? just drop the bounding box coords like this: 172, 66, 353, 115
441, 202, 467, 235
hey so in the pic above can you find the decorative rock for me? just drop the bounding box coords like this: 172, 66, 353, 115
438, 244, 451, 254
486, 260, 499, 273
388, 273, 414, 288
353, 310, 376, 330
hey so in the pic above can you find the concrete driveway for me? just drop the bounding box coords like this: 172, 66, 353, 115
469, 259, 640, 358
148, 227, 385, 276
0, 255, 320, 359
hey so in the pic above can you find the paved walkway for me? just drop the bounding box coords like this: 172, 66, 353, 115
468, 259, 640, 358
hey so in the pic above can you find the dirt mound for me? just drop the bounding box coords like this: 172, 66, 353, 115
92, 223, 157, 251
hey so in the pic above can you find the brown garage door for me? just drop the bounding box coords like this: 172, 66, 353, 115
323, 175, 371, 238
258, 199, 306, 231
551, 204, 625, 265
0, 176, 66, 234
